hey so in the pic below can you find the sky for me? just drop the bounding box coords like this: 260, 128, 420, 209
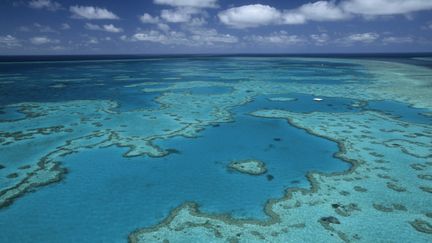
0, 0, 432, 55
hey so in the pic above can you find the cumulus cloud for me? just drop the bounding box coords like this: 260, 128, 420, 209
141, 1, 212, 31
139, 13, 174, 32
130, 30, 185, 44
282, 1, 350, 25
154, 0, 218, 8
341, 0, 432, 16
161, 7, 202, 23
70, 6, 119, 20
0, 35, 21, 48
103, 24, 123, 33
30, 36, 60, 45
292, 1, 349, 22
126, 27, 237, 46
219, 2, 349, 28
219, 0, 432, 28
310, 33, 330, 45
87, 38, 99, 44
188, 17, 207, 27
50, 45, 66, 51
28, 0, 62, 11
218, 4, 281, 28
245, 31, 305, 45
140, 13, 160, 24
382, 36, 414, 44
84, 23, 123, 33
338, 32, 380, 44
157, 23, 171, 32
189, 28, 238, 44
348, 32, 379, 43
84, 23, 102, 31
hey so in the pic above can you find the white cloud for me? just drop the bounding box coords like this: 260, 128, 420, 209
86, 37, 99, 45
190, 28, 238, 44
310, 33, 330, 45
28, 0, 62, 11
219, 2, 349, 28
348, 32, 379, 43
188, 17, 207, 26
218, 0, 432, 28
0, 35, 21, 48
282, 1, 350, 25
131, 30, 184, 44
85, 23, 102, 31
127, 27, 238, 46
30, 36, 60, 45
340, 32, 380, 44
293, 1, 349, 22
281, 12, 307, 25
157, 23, 171, 32
342, 0, 432, 16
50, 45, 66, 51
154, 0, 218, 8
140, 13, 160, 24
161, 7, 202, 23
85, 23, 123, 33
90, 38, 99, 44
218, 4, 281, 28
70, 6, 119, 20
245, 31, 305, 45
140, 3, 210, 29
103, 24, 123, 33
382, 36, 414, 44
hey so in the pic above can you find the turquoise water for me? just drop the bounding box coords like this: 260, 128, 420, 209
367, 100, 432, 124
0, 56, 431, 242
0, 99, 349, 242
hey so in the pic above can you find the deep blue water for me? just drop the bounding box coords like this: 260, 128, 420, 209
0, 57, 373, 106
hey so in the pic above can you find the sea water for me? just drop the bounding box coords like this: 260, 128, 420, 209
0, 56, 431, 242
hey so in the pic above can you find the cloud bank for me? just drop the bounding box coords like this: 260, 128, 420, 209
219, 0, 432, 28
70, 6, 119, 20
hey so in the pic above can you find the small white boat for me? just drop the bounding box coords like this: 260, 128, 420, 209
313, 98, 323, 102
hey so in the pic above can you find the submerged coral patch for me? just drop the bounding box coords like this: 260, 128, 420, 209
228, 159, 267, 175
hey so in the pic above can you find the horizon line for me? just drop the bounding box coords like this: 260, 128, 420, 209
1, 51, 432, 57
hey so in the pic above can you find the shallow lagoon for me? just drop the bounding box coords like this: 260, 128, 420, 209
0, 56, 431, 242
0, 94, 350, 242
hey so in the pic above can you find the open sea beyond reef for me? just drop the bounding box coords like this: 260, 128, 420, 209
0, 55, 431, 242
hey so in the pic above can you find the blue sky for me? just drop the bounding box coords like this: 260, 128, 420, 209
1, 0, 432, 54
